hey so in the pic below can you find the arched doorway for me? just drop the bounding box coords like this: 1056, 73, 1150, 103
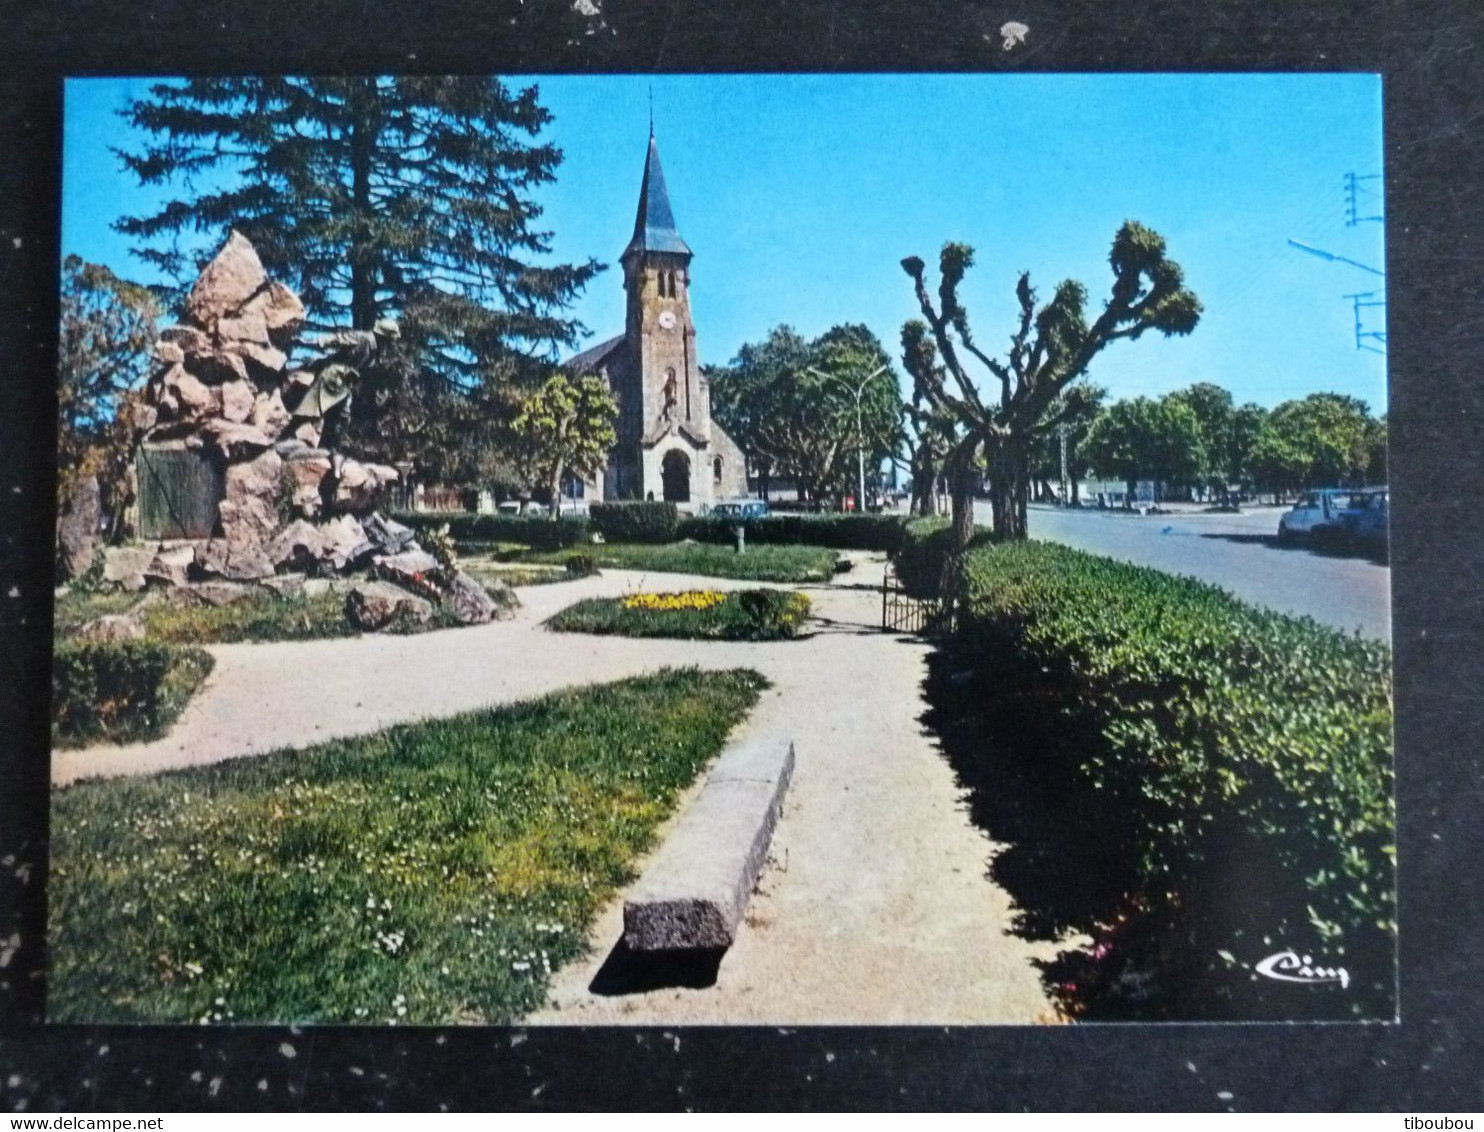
661, 450, 691, 503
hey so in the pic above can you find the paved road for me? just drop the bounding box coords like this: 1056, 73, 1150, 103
977, 503, 1391, 640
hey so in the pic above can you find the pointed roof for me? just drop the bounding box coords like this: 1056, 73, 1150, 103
623, 132, 692, 260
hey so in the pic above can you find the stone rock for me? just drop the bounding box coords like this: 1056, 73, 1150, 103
158, 325, 211, 355
215, 311, 270, 345
623, 739, 795, 951
345, 581, 433, 632
320, 514, 373, 572
181, 342, 250, 385
283, 449, 332, 518
220, 379, 256, 423
152, 338, 185, 366
331, 459, 399, 515
373, 548, 439, 591
267, 519, 328, 572
238, 280, 305, 347
143, 544, 197, 588
130, 400, 159, 434
362, 512, 416, 555
446, 570, 498, 625
56, 474, 102, 579
74, 614, 145, 644
232, 339, 289, 378
102, 546, 157, 592
196, 538, 274, 581
168, 580, 255, 607
251, 389, 292, 441
160, 364, 218, 421
185, 230, 268, 326
219, 448, 283, 544
258, 573, 305, 600
202, 420, 274, 458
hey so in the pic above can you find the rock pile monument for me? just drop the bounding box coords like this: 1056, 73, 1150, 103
111, 230, 500, 629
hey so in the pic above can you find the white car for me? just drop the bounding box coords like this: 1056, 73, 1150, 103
1277, 489, 1354, 542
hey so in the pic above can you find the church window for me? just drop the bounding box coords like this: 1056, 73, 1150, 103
713, 457, 724, 484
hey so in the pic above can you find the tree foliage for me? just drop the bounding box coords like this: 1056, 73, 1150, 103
900, 221, 1201, 546
57, 254, 159, 540
1083, 395, 1205, 499
115, 77, 603, 480
1247, 393, 1380, 497
709, 323, 903, 502
510, 373, 618, 517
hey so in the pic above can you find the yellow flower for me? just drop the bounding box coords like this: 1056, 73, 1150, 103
621, 590, 727, 612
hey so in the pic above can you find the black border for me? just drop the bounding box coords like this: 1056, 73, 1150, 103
3, 0, 1482, 1112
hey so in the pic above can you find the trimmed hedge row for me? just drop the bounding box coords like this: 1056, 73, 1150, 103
396, 507, 912, 553
391, 511, 590, 550
53, 639, 215, 748
892, 517, 960, 596
678, 513, 912, 552
944, 538, 1395, 959
589, 501, 679, 544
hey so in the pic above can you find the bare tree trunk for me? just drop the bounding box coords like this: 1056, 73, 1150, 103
947, 444, 978, 551
985, 437, 1031, 540
548, 457, 564, 520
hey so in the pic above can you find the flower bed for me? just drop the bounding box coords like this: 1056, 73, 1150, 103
548, 588, 812, 641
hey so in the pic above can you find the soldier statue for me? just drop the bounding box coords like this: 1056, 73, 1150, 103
285, 317, 401, 459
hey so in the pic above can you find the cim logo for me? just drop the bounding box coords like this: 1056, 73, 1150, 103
1254, 949, 1350, 989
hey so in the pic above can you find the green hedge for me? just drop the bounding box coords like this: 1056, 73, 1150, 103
677, 513, 911, 552
391, 511, 589, 551
891, 518, 964, 596
53, 639, 215, 748
952, 540, 1394, 963
589, 501, 679, 544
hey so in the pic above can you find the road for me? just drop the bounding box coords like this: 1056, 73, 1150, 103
969, 503, 1391, 640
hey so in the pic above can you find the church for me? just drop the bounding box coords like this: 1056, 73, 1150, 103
565, 131, 748, 508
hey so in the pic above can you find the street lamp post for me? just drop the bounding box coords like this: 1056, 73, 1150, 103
807, 363, 889, 513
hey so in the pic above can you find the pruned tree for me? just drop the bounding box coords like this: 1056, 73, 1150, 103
510, 373, 618, 518
900, 222, 1201, 547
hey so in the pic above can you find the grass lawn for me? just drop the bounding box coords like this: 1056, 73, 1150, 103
525, 542, 839, 583
460, 559, 579, 588
48, 667, 766, 1025
54, 581, 516, 646
550, 589, 812, 641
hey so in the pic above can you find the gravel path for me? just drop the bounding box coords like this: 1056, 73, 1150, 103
53, 553, 1066, 1023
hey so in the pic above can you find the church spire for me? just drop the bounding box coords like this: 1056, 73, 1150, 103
623, 132, 692, 261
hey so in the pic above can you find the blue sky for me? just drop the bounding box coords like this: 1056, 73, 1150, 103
63, 73, 1387, 413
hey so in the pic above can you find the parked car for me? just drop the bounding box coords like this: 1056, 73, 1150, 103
1277, 489, 1355, 542
708, 500, 771, 520
1338, 487, 1389, 549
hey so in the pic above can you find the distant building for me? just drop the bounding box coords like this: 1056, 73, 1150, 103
565, 130, 748, 508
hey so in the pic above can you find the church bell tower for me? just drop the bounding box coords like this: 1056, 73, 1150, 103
620, 132, 712, 482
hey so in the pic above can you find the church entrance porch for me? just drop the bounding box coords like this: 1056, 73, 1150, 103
661, 449, 692, 503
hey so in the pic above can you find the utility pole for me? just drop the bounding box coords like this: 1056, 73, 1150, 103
807, 363, 890, 513
1344, 172, 1384, 227
1058, 422, 1070, 505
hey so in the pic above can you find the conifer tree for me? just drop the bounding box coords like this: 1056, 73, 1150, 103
116, 77, 603, 479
